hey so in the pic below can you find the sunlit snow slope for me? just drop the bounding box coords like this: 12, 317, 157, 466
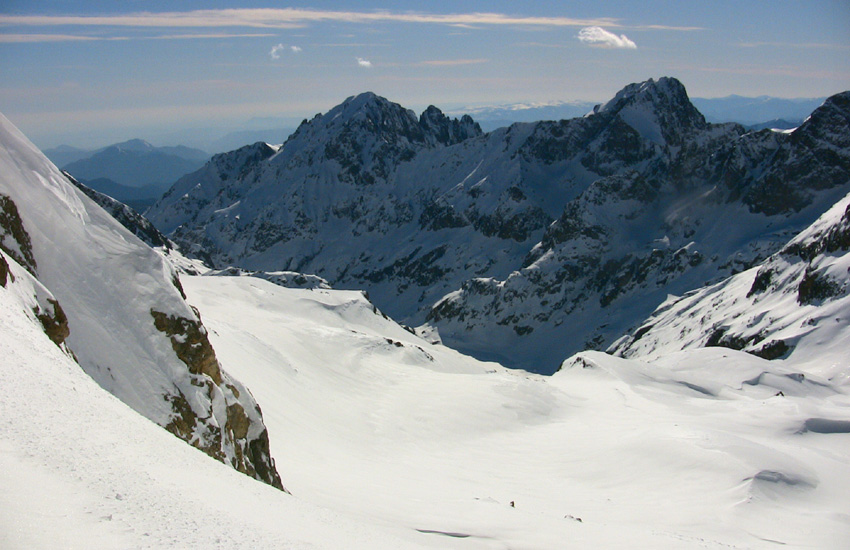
184, 274, 850, 549
0, 112, 281, 487
0, 274, 427, 549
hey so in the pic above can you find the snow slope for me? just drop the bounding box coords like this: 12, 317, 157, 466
183, 273, 850, 548
0, 272, 428, 550
0, 112, 281, 487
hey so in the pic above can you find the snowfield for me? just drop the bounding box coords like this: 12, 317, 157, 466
0, 274, 428, 550
183, 274, 850, 548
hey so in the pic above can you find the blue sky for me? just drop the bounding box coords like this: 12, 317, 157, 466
1, 1, 848, 148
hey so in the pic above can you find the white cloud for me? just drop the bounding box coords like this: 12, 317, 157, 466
577, 26, 637, 49
357, 57, 372, 68
269, 43, 285, 59
290, 45, 302, 52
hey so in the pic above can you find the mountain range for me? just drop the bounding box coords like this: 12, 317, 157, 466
146, 77, 850, 373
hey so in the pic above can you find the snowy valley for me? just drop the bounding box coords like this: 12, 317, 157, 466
1, 76, 850, 549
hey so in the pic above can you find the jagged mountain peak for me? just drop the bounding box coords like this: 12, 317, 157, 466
597, 77, 688, 111
294, 91, 484, 149
419, 104, 482, 146
327, 91, 419, 131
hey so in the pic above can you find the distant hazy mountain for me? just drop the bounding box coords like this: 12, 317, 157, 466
449, 101, 598, 132
62, 138, 209, 187
43, 144, 92, 167
691, 95, 826, 125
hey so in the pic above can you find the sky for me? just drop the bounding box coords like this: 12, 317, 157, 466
1, 1, 849, 149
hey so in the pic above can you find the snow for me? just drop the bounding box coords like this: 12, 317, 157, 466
179, 274, 850, 549
0, 276, 425, 550
613, 191, 850, 385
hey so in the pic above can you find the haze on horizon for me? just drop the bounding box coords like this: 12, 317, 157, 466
1, 1, 848, 149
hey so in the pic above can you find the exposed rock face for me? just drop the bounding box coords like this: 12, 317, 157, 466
0, 193, 37, 275
148, 306, 285, 491
152, 308, 285, 491
36, 298, 70, 347
0, 252, 10, 287
147, 79, 850, 373
151, 308, 222, 384
0, 194, 70, 348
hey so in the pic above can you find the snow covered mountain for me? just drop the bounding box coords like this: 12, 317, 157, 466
430, 81, 850, 372
611, 190, 850, 382
0, 113, 282, 489
146, 77, 850, 373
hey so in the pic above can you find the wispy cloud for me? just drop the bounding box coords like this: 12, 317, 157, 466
577, 26, 637, 49
156, 32, 275, 40
421, 58, 488, 66
0, 32, 275, 43
269, 43, 285, 59
0, 9, 621, 29
270, 43, 302, 59
0, 33, 104, 43
357, 57, 372, 68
